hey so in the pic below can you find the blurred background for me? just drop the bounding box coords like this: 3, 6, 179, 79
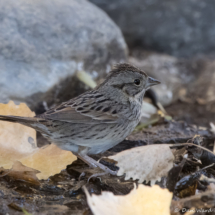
1, 0, 215, 127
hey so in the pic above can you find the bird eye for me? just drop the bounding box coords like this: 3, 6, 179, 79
134, 79, 140, 85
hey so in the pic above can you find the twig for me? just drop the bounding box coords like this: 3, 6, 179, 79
169, 143, 215, 156
0, 169, 12, 177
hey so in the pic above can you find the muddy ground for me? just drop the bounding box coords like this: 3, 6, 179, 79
166, 101, 215, 127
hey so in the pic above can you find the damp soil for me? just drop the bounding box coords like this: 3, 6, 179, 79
166, 100, 215, 127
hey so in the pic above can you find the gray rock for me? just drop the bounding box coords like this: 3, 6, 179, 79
0, 0, 127, 112
90, 0, 215, 57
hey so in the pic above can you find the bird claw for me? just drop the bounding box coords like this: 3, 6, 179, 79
87, 172, 107, 183
78, 172, 86, 181
87, 169, 118, 183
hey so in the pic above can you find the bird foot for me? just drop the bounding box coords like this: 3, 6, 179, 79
78, 172, 86, 181
87, 172, 107, 183
87, 169, 118, 183
76, 153, 118, 175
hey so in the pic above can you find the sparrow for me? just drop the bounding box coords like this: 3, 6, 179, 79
0, 63, 160, 175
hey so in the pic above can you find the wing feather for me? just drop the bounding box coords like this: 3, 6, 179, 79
38, 92, 119, 124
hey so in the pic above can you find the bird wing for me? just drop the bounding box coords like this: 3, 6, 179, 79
38, 92, 119, 124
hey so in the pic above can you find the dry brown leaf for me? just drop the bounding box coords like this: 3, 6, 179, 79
85, 184, 172, 215
20, 144, 76, 180
0, 161, 40, 185
108, 144, 174, 184
0, 101, 77, 180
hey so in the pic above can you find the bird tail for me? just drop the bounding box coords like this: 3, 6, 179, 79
0, 115, 37, 124
0, 115, 49, 134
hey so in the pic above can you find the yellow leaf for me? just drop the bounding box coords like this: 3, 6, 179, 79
0, 101, 36, 168
85, 184, 172, 215
0, 101, 77, 179
20, 144, 76, 180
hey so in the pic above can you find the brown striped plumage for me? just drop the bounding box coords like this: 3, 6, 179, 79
0, 63, 160, 175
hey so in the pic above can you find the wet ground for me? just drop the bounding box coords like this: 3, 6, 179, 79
166, 101, 215, 127
1, 100, 215, 214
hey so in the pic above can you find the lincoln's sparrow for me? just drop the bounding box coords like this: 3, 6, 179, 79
0, 63, 160, 175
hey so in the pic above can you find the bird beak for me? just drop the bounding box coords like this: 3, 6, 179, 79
146, 76, 161, 88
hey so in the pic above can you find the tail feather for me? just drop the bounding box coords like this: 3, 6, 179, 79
0, 115, 51, 135
0, 115, 37, 124
0, 115, 47, 131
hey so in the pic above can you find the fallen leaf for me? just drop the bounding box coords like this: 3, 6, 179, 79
84, 184, 172, 215
0, 161, 40, 185
0, 101, 77, 180
108, 144, 174, 184
20, 144, 76, 180
0, 101, 36, 169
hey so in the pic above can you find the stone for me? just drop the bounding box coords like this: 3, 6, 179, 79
90, 0, 215, 57
0, 0, 127, 113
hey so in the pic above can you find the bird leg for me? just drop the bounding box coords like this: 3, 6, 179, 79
75, 153, 96, 168
76, 153, 118, 176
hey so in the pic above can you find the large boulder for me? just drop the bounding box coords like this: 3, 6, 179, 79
0, 0, 127, 113
90, 0, 215, 57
